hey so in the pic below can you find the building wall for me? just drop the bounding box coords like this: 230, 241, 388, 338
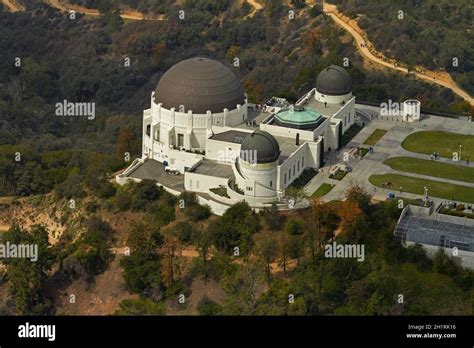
315, 90, 352, 104
184, 172, 229, 193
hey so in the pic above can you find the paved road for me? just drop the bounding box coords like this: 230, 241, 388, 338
323, 2, 474, 106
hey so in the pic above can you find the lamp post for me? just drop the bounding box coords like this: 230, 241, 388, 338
459, 144, 462, 161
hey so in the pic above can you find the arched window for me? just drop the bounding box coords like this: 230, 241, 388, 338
146, 124, 151, 137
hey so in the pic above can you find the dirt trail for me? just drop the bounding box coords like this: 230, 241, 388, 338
47, 0, 165, 21
323, 2, 474, 106
112, 246, 297, 274
243, 0, 263, 18
1, 0, 24, 12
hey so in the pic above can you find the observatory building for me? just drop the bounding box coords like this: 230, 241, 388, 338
117, 58, 356, 214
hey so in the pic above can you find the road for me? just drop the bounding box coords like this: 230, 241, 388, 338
323, 2, 474, 106
2, 0, 24, 12
47, 0, 165, 21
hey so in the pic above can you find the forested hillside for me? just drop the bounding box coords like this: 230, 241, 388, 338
0, 0, 468, 197
334, 0, 474, 95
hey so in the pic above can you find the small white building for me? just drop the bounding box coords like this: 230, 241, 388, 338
117, 58, 356, 214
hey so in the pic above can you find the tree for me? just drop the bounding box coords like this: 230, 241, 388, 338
194, 227, 213, 279
277, 231, 292, 278
304, 198, 338, 305
115, 298, 165, 315
197, 296, 221, 315
1, 224, 54, 314
261, 202, 283, 231
159, 231, 185, 287
254, 231, 278, 285
220, 262, 263, 315
285, 186, 308, 206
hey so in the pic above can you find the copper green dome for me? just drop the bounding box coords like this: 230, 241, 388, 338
154, 57, 246, 114
275, 106, 323, 130
316, 65, 352, 96
240, 130, 280, 164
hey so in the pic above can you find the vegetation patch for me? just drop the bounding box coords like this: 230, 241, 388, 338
402, 131, 474, 160
340, 123, 363, 147
363, 129, 387, 146
210, 186, 230, 198
369, 174, 474, 203
288, 168, 318, 189
311, 183, 335, 198
384, 157, 474, 184
329, 169, 347, 181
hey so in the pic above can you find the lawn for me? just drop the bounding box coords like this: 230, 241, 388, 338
369, 173, 474, 203
329, 169, 347, 181
384, 157, 474, 184
363, 129, 387, 146
311, 183, 335, 198
402, 131, 474, 160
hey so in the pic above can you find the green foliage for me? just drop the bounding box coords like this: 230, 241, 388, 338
197, 296, 221, 315
0, 224, 54, 315
261, 202, 283, 231
209, 201, 261, 255
285, 217, 304, 235
173, 222, 197, 244
115, 298, 165, 315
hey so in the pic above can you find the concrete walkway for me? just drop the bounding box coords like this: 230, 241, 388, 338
304, 108, 474, 204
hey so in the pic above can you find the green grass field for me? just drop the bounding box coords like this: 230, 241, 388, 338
311, 183, 335, 198
402, 131, 474, 160
363, 129, 387, 146
384, 157, 474, 183
369, 173, 474, 203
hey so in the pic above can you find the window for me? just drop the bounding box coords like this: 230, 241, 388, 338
297, 160, 300, 171
177, 133, 184, 147
146, 124, 151, 137
270, 181, 272, 187
302, 156, 304, 167
284, 173, 287, 185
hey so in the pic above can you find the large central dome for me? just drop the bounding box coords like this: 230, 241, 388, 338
154, 57, 246, 114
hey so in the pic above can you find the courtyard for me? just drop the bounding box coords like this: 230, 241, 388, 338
304, 106, 474, 207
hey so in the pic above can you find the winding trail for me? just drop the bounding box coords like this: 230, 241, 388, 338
323, 2, 474, 106
243, 0, 263, 18
1, 0, 24, 12
47, 0, 165, 21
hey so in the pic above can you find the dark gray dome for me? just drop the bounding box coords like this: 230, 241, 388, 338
154, 57, 245, 114
240, 130, 280, 164
316, 65, 352, 96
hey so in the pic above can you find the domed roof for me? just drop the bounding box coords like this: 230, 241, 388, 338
316, 65, 352, 96
154, 57, 246, 114
240, 130, 280, 164
275, 106, 323, 130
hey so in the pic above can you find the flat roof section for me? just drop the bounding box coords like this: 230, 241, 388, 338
193, 159, 234, 179
127, 159, 185, 192
306, 98, 344, 118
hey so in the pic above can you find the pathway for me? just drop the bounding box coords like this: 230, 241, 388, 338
323, 2, 474, 106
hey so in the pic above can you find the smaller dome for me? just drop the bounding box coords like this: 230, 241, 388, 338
316, 65, 352, 96
240, 130, 280, 164
275, 106, 323, 130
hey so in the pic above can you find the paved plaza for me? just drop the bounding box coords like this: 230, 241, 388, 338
304, 105, 474, 206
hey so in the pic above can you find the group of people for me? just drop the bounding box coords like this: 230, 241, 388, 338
246, 120, 258, 127
430, 152, 440, 160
